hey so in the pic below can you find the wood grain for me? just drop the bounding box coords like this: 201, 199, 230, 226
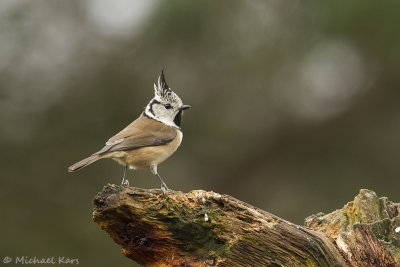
93, 185, 400, 266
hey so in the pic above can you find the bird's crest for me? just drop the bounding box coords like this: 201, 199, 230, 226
154, 71, 182, 105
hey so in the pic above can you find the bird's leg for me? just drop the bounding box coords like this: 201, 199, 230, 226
121, 165, 129, 187
150, 165, 168, 194
156, 173, 169, 194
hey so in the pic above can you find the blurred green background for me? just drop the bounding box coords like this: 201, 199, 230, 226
1, 0, 400, 266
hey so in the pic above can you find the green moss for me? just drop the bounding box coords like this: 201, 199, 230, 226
375, 217, 400, 264
341, 210, 350, 232
146, 200, 230, 258
370, 218, 391, 242
340, 190, 387, 231
305, 258, 319, 267
98, 220, 109, 229
389, 247, 400, 264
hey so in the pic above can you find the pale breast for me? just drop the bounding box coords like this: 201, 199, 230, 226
107, 130, 183, 169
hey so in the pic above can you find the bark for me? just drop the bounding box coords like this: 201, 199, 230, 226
93, 185, 400, 266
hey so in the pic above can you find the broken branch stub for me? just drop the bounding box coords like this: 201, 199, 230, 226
93, 185, 400, 266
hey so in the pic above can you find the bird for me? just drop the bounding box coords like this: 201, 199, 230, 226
68, 71, 190, 193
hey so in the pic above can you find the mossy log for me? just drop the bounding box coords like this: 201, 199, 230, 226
93, 185, 400, 266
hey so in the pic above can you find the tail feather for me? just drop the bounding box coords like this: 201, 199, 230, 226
68, 154, 101, 172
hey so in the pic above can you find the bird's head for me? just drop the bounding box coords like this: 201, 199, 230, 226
144, 71, 190, 128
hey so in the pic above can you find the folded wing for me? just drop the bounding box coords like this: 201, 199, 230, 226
94, 114, 177, 155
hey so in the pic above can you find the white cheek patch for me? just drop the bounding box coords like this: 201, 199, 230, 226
144, 101, 180, 128
146, 112, 178, 128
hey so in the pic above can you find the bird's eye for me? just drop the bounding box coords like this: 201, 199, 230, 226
165, 104, 172, 109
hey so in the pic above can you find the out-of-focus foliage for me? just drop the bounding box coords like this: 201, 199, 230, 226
1, 0, 399, 266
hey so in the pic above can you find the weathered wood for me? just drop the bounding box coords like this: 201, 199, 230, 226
305, 189, 400, 267
93, 185, 400, 266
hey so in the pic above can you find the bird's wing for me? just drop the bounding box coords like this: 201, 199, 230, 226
94, 114, 177, 155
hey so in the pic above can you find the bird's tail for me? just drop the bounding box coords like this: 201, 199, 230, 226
68, 154, 101, 172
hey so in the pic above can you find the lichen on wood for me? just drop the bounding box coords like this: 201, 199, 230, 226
305, 189, 400, 266
93, 185, 400, 266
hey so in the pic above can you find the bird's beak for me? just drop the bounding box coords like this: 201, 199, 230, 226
180, 105, 191, 110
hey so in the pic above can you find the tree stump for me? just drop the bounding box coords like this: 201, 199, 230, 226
93, 185, 400, 266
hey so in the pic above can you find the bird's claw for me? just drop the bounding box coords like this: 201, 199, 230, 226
121, 178, 130, 187
161, 182, 169, 195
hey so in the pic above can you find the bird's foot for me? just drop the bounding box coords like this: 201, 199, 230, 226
121, 178, 130, 187
161, 182, 169, 195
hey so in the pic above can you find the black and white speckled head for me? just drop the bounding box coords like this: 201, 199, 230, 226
144, 71, 190, 128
